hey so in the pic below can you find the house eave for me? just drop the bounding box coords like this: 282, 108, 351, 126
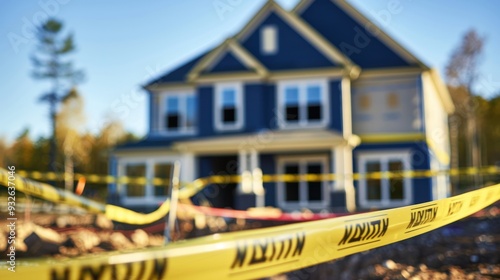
173, 129, 360, 155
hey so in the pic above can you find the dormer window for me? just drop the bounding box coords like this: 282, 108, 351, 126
215, 82, 244, 131
261, 25, 278, 54
161, 92, 197, 135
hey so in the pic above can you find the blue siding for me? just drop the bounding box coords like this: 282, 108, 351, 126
329, 80, 343, 133
353, 142, 432, 205
260, 154, 276, 207
245, 84, 265, 132
299, 0, 414, 69
198, 86, 215, 137
241, 12, 336, 70
264, 84, 277, 130
208, 52, 250, 73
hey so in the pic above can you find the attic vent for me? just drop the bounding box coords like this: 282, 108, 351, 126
261, 25, 278, 54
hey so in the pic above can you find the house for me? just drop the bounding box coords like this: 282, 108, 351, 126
108, 0, 454, 213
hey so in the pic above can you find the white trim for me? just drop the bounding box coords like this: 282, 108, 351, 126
357, 150, 412, 208
261, 25, 278, 55
276, 155, 330, 211
277, 78, 330, 129
214, 82, 244, 131
341, 77, 352, 138
117, 155, 183, 206
157, 90, 198, 137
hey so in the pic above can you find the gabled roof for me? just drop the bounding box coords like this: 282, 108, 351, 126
187, 38, 269, 82
293, 0, 428, 69
144, 51, 209, 89
235, 0, 356, 69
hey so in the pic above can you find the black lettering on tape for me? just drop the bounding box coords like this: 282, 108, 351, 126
49, 258, 167, 280
51, 267, 69, 280
406, 206, 438, 232
231, 232, 306, 270
231, 245, 247, 268
249, 240, 268, 265
338, 217, 389, 247
446, 201, 463, 217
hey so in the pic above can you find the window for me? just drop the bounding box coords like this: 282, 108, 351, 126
261, 25, 277, 54
215, 83, 244, 131
358, 151, 412, 208
278, 156, 329, 210
124, 163, 146, 197
153, 163, 172, 196
162, 93, 197, 134
119, 158, 180, 206
278, 80, 329, 128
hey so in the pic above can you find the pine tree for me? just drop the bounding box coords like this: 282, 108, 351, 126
31, 18, 84, 173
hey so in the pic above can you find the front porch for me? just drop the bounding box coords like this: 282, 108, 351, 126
176, 129, 360, 212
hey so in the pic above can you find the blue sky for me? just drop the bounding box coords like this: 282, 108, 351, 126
1, 0, 499, 143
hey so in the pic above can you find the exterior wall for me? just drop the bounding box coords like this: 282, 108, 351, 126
298, 0, 414, 68
198, 86, 215, 137
243, 84, 269, 132
329, 80, 343, 133
241, 11, 336, 70
209, 52, 249, 73
422, 72, 451, 159
352, 75, 422, 135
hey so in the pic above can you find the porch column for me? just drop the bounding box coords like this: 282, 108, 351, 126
237, 150, 250, 194
250, 149, 265, 208
334, 146, 356, 212
180, 153, 196, 182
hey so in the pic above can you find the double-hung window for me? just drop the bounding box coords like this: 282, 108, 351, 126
215, 83, 243, 131
358, 151, 412, 208
162, 93, 197, 134
119, 159, 176, 206
278, 79, 329, 128
278, 156, 329, 210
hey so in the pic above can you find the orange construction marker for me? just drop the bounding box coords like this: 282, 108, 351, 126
75, 177, 86, 195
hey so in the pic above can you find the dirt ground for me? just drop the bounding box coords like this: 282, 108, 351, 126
0, 203, 498, 279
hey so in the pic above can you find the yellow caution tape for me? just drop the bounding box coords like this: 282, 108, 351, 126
0, 184, 498, 279
14, 166, 500, 185
2, 166, 500, 224
0, 168, 243, 224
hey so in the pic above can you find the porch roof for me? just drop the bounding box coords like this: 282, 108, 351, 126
173, 129, 360, 154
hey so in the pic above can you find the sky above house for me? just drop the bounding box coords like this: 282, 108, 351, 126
0, 0, 499, 144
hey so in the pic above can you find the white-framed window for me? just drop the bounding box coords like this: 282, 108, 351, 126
261, 25, 278, 54
358, 151, 412, 208
124, 163, 147, 198
160, 92, 197, 135
277, 79, 329, 128
277, 155, 330, 210
215, 82, 244, 131
118, 158, 177, 205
